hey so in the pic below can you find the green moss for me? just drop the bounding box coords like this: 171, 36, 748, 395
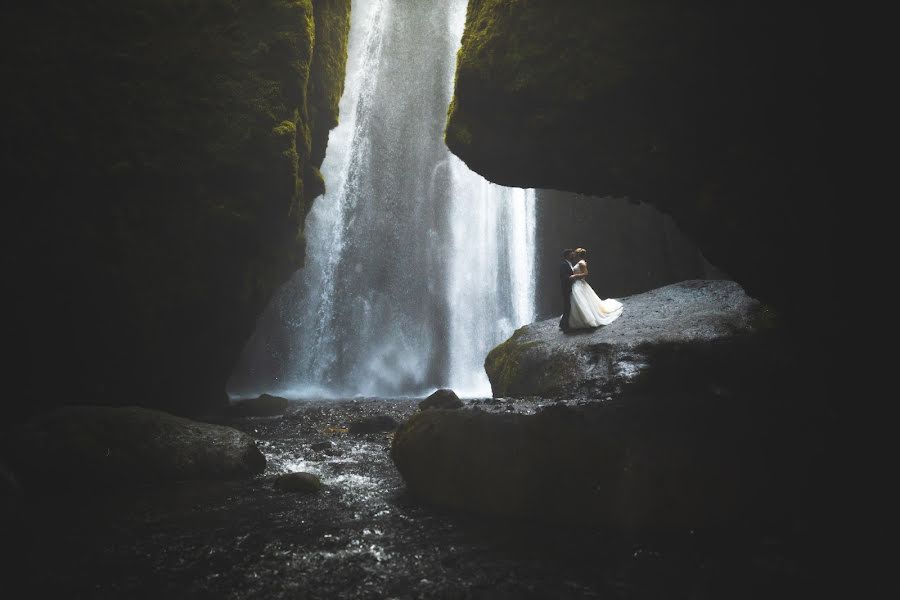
484, 329, 539, 397
308, 0, 351, 171
448, 0, 634, 153
6, 0, 352, 412
485, 327, 580, 398
445, 98, 472, 148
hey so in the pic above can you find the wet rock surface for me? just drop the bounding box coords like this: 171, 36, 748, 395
392, 395, 817, 531
485, 280, 768, 398
1, 398, 831, 598
274, 472, 322, 494
419, 389, 464, 411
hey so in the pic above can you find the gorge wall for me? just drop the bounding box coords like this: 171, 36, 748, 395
4, 0, 351, 419
446, 1, 831, 328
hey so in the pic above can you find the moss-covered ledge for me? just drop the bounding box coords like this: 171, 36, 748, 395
484, 328, 577, 398
5, 0, 351, 418
446, 1, 830, 325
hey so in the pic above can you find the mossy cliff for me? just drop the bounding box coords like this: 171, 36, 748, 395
4, 0, 350, 418
446, 1, 830, 327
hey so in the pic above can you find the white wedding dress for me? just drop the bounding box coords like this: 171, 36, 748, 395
569, 260, 624, 329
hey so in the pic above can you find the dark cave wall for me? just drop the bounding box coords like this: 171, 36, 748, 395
4, 0, 351, 420
446, 0, 831, 327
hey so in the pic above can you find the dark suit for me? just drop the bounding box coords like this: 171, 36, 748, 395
559, 259, 574, 330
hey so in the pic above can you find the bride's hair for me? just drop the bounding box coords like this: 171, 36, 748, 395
575, 248, 587, 258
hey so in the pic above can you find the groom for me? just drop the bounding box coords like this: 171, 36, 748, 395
558, 248, 579, 331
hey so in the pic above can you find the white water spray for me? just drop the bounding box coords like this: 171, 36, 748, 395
229, 0, 535, 399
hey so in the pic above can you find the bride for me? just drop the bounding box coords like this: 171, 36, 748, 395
569, 247, 624, 329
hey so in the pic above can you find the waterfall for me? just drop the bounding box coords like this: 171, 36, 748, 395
229, 0, 535, 399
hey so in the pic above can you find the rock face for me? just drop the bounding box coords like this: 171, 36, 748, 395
391, 397, 811, 530
5, 0, 352, 420
0, 406, 266, 490
445, 1, 830, 326
485, 280, 764, 399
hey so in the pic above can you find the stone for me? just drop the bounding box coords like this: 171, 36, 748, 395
392, 394, 814, 531
419, 389, 464, 411
485, 280, 768, 399
273, 472, 321, 494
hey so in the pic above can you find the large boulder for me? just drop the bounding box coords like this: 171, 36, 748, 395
391, 398, 811, 531
0, 406, 266, 490
485, 280, 767, 398
392, 279, 824, 530
273, 472, 321, 494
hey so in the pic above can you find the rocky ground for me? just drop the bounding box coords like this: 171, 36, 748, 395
0, 398, 829, 599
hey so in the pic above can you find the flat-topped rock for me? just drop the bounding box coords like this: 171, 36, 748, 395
485, 280, 766, 398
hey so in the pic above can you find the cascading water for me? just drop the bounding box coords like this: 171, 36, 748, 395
229, 0, 535, 399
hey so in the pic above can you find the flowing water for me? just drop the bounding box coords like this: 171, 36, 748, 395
228, 0, 535, 400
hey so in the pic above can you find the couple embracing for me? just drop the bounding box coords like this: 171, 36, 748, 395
558, 248, 624, 332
